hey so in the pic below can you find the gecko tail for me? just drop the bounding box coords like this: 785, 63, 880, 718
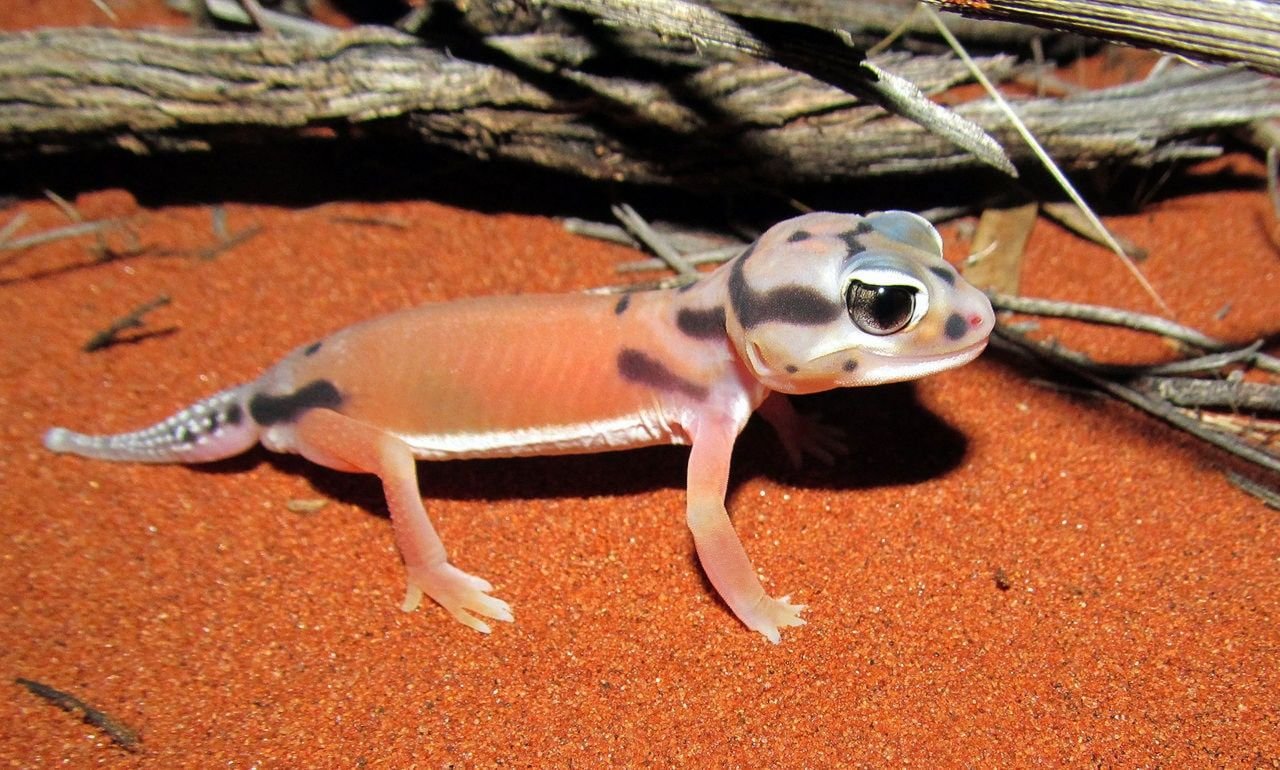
44, 385, 260, 464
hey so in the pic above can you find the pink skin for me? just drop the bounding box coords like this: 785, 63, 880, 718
44, 211, 994, 642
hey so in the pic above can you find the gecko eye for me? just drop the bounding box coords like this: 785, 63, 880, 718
846, 281, 917, 335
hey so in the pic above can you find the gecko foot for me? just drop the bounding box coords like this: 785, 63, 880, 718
744, 594, 806, 644
776, 412, 848, 468
401, 561, 514, 634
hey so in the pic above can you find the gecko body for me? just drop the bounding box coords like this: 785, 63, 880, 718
46, 211, 994, 642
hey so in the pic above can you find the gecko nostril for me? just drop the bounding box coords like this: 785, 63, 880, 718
968, 313, 984, 328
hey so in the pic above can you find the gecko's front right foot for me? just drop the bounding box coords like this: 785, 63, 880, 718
402, 561, 513, 633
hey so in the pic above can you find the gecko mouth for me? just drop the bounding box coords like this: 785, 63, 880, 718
747, 337, 989, 389
895, 338, 989, 367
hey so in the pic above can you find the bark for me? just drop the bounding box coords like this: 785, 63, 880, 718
925, 0, 1280, 76
1, 25, 1276, 186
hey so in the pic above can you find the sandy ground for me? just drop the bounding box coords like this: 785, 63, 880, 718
3, 2, 1278, 767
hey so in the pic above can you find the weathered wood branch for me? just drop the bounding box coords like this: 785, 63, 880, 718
1, 26, 1277, 186
710, 0, 1056, 48
548, 0, 1015, 173
925, 0, 1280, 76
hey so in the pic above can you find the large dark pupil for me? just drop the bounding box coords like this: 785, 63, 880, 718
847, 281, 915, 335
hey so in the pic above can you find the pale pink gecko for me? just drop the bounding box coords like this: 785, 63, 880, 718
46, 211, 994, 642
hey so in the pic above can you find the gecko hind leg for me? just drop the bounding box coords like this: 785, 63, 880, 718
291, 408, 513, 633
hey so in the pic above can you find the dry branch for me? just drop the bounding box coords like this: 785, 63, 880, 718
547, 0, 1015, 173
1, 26, 1277, 185
926, 0, 1280, 76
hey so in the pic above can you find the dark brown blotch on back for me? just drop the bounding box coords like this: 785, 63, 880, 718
248, 380, 344, 426
617, 349, 708, 400
675, 306, 726, 339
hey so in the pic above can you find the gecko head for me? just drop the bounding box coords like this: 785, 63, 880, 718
726, 211, 994, 395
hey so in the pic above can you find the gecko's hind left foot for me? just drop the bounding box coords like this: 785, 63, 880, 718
402, 561, 514, 634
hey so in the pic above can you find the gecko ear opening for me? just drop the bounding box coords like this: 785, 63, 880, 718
864, 211, 944, 256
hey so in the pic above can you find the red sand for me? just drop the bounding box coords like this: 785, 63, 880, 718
3, 5, 1279, 768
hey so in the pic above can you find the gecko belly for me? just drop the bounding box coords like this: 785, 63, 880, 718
393, 412, 686, 461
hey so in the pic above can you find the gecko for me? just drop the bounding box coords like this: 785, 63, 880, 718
45, 211, 994, 643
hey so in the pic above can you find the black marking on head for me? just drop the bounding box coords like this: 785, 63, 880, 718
248, 379, 344, 426
614, 294, 632, 315
677, 280, 700, 293
728, 254, 842, 329
843, 358, 858, 372
303, 341, 322, 357
785, 365, 798, 374
837, 222, 873, 255
944, 312, 969, 341
617, 349, 708, 400
675, 306, 726, 339
787, 230, 811, 243
224, 403, 244, 425
929, 265, 956, 286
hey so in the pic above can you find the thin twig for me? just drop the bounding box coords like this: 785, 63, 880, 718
923, 5, 1172, 316
198, 225, 262, 261
611, 204, 699, 278
864, 2, 919, 57
616, 244, 743, 273
43, 190, 82, 222
0, 220, 116, 252
1041, 202, 1147, 260
0, 211, 28, 246
1142, 342, 1265, 375
15, 678, 140, 753
1193, 412, 1280, 443
989, 293, 1225, 350
562, 218, 637, 247
84, 295, 172, 352
211, 205, 230, 242
90, 0, 120, 21
993, 324, 1280, 475
178, 0, 333, 37
1133, 377, 1280, 412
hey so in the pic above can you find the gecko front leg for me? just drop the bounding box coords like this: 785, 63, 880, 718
292, 409, 513, 633
686, 417, 805, 643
